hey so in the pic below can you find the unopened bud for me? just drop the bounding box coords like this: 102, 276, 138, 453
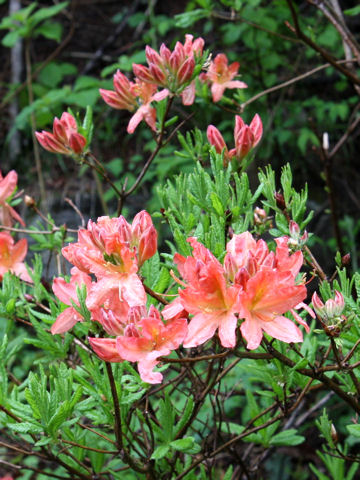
323, 132, 329, 151
24, 195, 36, 207
341, 253, 351, 267
24, 293, 34, 302
274, 191, 286, 210
254, 207, 267, 225
331, 423, 338, 445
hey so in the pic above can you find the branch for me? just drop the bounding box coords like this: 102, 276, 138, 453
286, 0, 360, 86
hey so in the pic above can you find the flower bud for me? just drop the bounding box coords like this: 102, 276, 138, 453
274, 191, 286, 210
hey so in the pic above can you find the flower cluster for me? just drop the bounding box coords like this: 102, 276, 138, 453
52, 211, 188, 383
164, 232, 313, 351
53, 212, 313, 384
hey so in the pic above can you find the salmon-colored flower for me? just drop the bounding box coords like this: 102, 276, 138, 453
116, 306, 188, 383
165, 237, 241, 349
237, 269, 308, 350
166, 232, 311, 351
51, 267, 92, 334
0, 232, 32, 282
62, 212, 157, 311
133, 34, 204, 105
0, 170, 25, 227
201, 53, 247, 102
36, 112, 87, 155
100, 72, 168, 133
207, 114, 262, 165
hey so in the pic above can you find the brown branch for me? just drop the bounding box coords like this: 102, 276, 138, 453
240, 58, 358, 111
286, 0, 360, 86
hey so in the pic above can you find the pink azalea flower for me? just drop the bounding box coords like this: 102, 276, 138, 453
207, 114, 263, 165
62, 212, 157, 310
0, 232, 32, 282
0, 170, 25, 227
100, 71, 168, 133
201, 53, 247, 102
52, 267, 92, 334
133, 34, 204, 105
116, 306, 188, 384
165, 237, 241, 349
237, 269, 308, 350
36, 112, 87, 155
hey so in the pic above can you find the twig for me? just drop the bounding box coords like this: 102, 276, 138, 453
286, 0, 360, 86
240, 58, 358, 111
104, 362, 123, 451
25, 38, 47, 210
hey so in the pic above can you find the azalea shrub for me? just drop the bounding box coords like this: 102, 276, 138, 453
1, 28, 360, 480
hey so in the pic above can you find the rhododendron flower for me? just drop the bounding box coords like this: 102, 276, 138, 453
116, 306, 188, 383
0, 170, 25, 227
0, 232, 32, 282
164, 237, 241, 349
237, 269, 308, 350
100, 71, 168, 133
133, 34, 205, 105
62, 212, 157, 310
52, 267, 92, 334
201, 53, 247, 102
36, 112, 87, 155
207, 114, 262, 165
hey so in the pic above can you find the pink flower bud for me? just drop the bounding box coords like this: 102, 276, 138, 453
159, 43, 171, 63
133, 64, 155, 83
149, 63, 167, 85
235, 126, 254, 160
177, 57, 195, 84
224, 253, 237, 282
250, 113, 263, 147
69, 133, 87, 154
145, 45, 162, 67
88, 337, 124, 362
138, 225, 157, 265
289, 221, 300, 238
207, 125, 228, 155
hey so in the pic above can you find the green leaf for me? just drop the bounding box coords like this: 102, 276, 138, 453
8, 421, 44, 434
31, 2, 68, 26
223, 466, 233, 480
35, 20, 62, 41
170, 437, 195, 452
270, 429, 304, 446
175, 9, 209, 28
151, 445, 169, 459
344, 6, 360, 16
2, 30, 20, 47
346, 424, 360, 438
